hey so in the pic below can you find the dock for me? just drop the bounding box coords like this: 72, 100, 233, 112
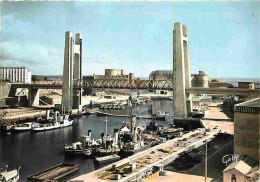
27, 163, 79, 182
84, 109, 173, 119
70, 128, 220, 182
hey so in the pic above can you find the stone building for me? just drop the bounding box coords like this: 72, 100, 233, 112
83, 69, 134, 88
149, 70, 209, 88
209, 79, 233, 88
149, 70, 173, 81
238, 81, 255, 89
234, 97, 259, 162
191, 71, 209, 88
0, 66, 31, 84
93, 69, 134, 80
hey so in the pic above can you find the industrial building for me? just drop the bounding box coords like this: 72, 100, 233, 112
0, 66, 31, 84
234, 97, 259, 162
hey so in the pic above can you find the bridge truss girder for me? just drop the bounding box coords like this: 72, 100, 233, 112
82, 79, 173, 90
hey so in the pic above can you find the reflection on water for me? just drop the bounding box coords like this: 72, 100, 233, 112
0, 100, 173, 181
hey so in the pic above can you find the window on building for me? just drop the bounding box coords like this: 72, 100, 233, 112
231, 174, 236, 182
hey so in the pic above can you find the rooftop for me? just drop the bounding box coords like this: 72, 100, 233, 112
235, 97, 260, 108
150, 70, 173, 76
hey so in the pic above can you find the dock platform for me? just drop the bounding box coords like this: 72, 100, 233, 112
27, 163, 79, 182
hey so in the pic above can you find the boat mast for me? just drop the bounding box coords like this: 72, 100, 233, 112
104, 116, 108, 134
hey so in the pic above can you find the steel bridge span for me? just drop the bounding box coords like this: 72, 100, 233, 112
9, 81, 259, 107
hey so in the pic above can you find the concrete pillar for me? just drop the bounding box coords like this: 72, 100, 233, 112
62, 31, 83, 113
62, 31, 74, 113
73, 33, 82, 110
173, 22, 192, 119
29, 87, 39, 106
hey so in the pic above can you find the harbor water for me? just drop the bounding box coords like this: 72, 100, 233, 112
0, 100, 173, 181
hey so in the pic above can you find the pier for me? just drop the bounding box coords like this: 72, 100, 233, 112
70, 128, 220, 182
27, 163, 79, 182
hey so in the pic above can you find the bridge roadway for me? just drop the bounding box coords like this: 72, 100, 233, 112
70, 128, 220, 182
10, 83, 259, 98
11, 83, 259, 95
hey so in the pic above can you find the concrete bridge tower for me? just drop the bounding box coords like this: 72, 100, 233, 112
173, 22, 192, 119
62, 31, 82, 113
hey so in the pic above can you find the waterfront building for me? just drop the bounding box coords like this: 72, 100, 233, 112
238, 81, 255, 89
0, 66, 31, 83
149, 70, 208, 88
234, 97, 260, 162
191, 71, 209, 88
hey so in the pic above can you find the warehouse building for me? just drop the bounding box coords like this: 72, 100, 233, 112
0, 66, 31, 84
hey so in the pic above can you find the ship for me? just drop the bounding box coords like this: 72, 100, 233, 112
12, 122, 34, 132
64, 142, 83, 154
119, 115, 151, 156
120, 140, 150, 156
31, 112, 73, 132
65, 130, 94, 156
0, 164, 20, 182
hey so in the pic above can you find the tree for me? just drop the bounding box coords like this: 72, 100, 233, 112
31, 75, 37, 82
43, 76, 48, 81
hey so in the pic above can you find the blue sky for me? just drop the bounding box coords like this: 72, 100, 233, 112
1, 1, 259, 78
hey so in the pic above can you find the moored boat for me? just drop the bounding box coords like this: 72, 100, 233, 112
31, 122, 60, 132
31, 112, 73, 132
0, 164, 20, 182
153, 111, 170, 121
12, 122, 33, 132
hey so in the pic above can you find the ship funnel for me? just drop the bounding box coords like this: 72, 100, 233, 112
114, 129, 119, 145
46, 110, 50, 119
133, 127, 138, 143
88, 129, 92, 138
54, 111, 59, 122
131, 115, 136, 137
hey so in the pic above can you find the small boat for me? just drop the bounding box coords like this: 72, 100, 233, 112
0, 164, 20, 182
153, 111, 170, 121
12, 122, 33, 132
94, 155, 120, 164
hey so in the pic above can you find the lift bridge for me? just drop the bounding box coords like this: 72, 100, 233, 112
81, 79, 173, 90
